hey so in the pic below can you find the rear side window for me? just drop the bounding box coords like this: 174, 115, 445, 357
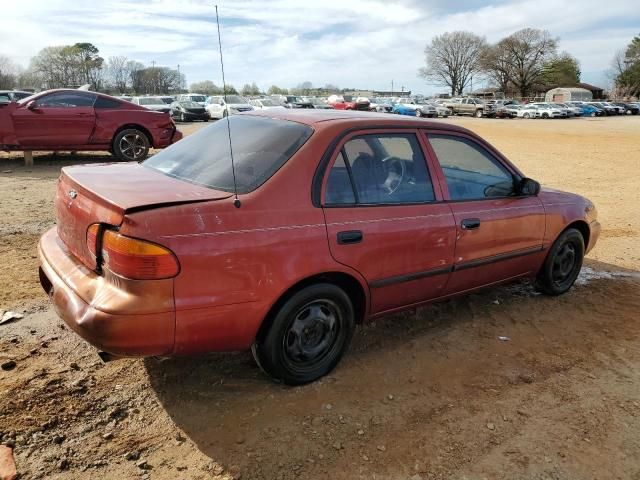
94, 97, 123, 109
428, 134, 515, 200
325, 133, 435, 205
144, 116, 313, 193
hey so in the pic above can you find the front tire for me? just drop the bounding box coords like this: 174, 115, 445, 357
112, 128, 150, 162
536, 228, 585, 296
475, 109, 483, 118
252, 283, 355, 385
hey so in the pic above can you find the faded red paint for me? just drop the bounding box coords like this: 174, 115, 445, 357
38, 110, 600, 358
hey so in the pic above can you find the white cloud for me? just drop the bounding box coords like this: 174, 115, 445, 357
1, 0, 638, 93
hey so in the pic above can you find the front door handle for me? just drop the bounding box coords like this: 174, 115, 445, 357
461, 218, 481, 230
337, 230, 363, 245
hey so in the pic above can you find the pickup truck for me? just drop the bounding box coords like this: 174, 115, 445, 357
445, 98, 494, 118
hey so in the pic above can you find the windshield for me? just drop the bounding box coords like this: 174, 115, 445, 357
144, 116, 313, 193
188, 95, 206, 102
225, 95, 245, 104
260, 99, 277, 106
139, 97, 165, 106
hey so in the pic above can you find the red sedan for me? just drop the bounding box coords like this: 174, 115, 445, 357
0, 89, 182, 161
38, 110, 600, 384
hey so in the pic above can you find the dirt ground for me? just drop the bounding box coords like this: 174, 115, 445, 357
0, 116, 639, 480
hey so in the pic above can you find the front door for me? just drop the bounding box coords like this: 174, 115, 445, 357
321, 130, 456, 314
12, 91, 96, 146
424, 132, 545, 294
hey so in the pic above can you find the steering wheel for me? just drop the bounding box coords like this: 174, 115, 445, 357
380, 156, 406, 195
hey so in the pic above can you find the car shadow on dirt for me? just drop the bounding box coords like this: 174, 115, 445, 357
144, 259, 640, 478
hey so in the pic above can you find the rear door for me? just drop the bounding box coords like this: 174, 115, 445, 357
12, 91, 96, 146
321, 129, 456, 314
424, 131, 545, 294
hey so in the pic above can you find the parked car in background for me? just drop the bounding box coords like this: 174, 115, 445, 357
205, 95, 254, 119
308, 97, 334, 109
170, 100, 209, 122
530, 103, 564, 119
284, 96, 313, 109
0, 89, 181, 161
176, 93, 208, 107
555, 103, 583, 117
533, 103, 569, 118
249, 98, 286, 110
131, 96, 172, 114
566, 101, 604, 117
517, 105, 541, 118
447, 98, 493, 118
115, 95, 133, 102
38, 109, 600, 385
416, 102, 438, 118
370, 97, 393, 113
601, 102, 625, 115
328, 94, 371, 111
504, 104, 522, 117
392, 99, 420, 116
611, 102, 639, 115
588, 102, 617, 115
0, 90, 34, 102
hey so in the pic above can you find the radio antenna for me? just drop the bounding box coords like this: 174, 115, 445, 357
215, 5, 241, 208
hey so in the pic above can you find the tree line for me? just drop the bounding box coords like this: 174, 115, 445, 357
0, 43, 185, 95
420, 28, 640, 99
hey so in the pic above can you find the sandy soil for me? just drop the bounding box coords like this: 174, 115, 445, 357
0, 116, 639, 479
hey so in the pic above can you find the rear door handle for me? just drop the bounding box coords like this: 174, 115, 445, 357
337, 230, 363, 245
461, 218, 481, 230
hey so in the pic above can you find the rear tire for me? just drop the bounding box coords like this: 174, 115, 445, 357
536, 228, 585, 296
112, 128, 150, 162
252, 283, 355, 385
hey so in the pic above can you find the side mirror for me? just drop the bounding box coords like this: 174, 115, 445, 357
26, 100, 38, 110
518, 177, 541, 196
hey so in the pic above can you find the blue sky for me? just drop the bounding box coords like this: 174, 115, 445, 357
2, 0, 638, 94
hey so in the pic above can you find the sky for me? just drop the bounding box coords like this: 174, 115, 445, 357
2, 0, 638, 94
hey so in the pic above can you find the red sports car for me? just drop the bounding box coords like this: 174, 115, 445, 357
0, 89, 182, 161
38, 110, 600, 385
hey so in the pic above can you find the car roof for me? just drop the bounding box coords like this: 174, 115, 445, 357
244, 109, 472, 133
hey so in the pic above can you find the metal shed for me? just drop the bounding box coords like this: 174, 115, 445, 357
545, 87, 592, 102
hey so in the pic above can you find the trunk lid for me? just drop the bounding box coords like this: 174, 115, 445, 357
56, 162, 231, 269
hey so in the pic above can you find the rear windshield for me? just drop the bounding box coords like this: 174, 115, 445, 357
144, 115, 313, 193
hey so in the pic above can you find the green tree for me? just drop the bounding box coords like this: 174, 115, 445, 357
614, 34, 640, 97
541, 52, 581, 87
267, 85, 288, 95
189, 80, 223, 95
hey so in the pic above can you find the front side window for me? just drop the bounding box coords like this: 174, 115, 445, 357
325, 133, 435, 205
428, 134, 516, 200
37, 92, 96, 107
144, 116, 313, 193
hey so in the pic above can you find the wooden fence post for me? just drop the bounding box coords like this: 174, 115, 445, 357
24, 151, 34, 167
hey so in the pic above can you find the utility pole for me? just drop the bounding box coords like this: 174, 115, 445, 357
177, 64, 181, 93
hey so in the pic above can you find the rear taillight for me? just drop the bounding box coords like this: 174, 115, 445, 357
87, 224, 179, 280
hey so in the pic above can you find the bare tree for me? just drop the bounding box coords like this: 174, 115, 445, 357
0, 55, 22, 89
418, 31, 487, 95
497, 28, 558, 98
480, 44, 513, 94
106, 56, 132, 93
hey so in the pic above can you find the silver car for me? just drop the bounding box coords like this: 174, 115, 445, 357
130, 96, 172, 113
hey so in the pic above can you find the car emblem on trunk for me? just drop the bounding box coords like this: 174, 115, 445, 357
68, 190, 77, 199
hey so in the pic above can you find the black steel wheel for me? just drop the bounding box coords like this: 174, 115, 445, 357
112, 128, 150, 162
536, 228, 585, 295
252, 283, 355, 385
